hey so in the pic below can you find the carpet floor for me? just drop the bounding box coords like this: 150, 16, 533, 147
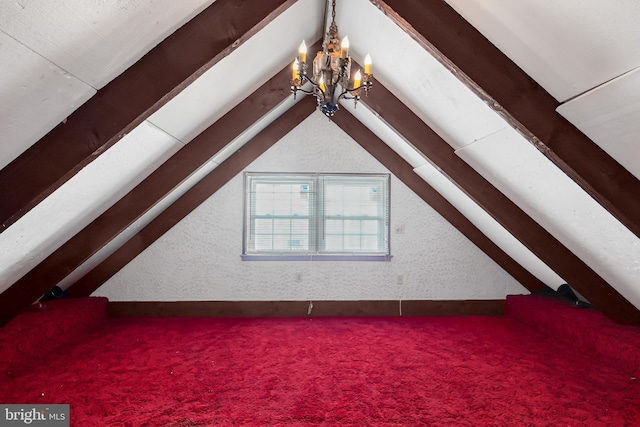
2, 315, 639, 426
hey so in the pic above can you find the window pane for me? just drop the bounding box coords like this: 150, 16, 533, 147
361, 235, 381, 251
325, 219, 343, 234
255, 234, 274, 250
344, 219, 361, 234
324, 235, 343, 250
255, 219, 273, 234
272, 218, 290, 234
288, 235, 308, 250
361, 220, 378, 235
254, 183, 311, 216
272, 234, 290, 251
270, 219, 308, 251
291, 218, 309, 234
344, 235, 362, 251
320, 175, 389, 255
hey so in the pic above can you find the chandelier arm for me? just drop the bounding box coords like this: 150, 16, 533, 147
293, 88, 318, 96
340, 81, 372, 96
300, 75, 322, 89
336, 88, 358, 101
294, 75, 326, 97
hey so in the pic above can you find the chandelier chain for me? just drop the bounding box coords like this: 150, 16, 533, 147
331, 0, 336, 23
328, 0, 338, 42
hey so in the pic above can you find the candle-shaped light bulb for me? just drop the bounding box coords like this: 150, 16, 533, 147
298, 40, 307, 64
364, 53, 372, 75
319, 74, 326, 92
341, 36, 349, 58
292, 58, 299, 80
353, 69, 362, 88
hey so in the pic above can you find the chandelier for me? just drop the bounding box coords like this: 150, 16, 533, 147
291, 0, 372, 118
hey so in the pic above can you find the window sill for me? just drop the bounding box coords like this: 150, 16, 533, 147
241, 254, 392, 261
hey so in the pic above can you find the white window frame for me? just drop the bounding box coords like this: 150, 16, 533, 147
242, 172, 391, 261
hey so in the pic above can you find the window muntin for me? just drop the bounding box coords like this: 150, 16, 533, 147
243, 173, 390, 259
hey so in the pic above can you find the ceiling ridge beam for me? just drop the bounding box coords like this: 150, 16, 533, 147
0, 0, 297, 233
0, 64, 305, 327
373, 0, 640, 239
331, 110, 546, 293
363, 80, 640, 325
66, 97, 317, 298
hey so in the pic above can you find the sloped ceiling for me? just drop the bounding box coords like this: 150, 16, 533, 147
0, 0, 639, 325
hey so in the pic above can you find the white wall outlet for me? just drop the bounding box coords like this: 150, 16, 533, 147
396, 275, 404, 285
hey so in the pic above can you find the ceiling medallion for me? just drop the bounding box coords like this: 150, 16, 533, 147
291, 0, 373, 118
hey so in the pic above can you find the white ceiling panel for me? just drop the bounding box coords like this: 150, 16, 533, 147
0, 120, 183, 293
336, 0, 507, 150
0, 0, 215, 89
339, 101, 428, 169
456, 127, 640, 308
0, 31, 95, 170
412, 163, 564, 290
342, 100, 564, 289
56, 95, 302, 291
444, 0, 640, 102
147, 0, 324, 144
557, 67, 640, 180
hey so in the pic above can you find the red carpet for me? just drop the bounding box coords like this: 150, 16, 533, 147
2, 308, 640, 426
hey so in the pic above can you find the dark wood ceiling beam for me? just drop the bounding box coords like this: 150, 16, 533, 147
362, 82, 640, 325
0, 0, 296, 232
374, 0, 640, 239
0, 65, 303, 327
331, 111, 545, 294
67, 97, 316, 298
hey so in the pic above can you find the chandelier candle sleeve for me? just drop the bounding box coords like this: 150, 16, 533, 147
293, 58, 299, 81
353, 69, 362, 89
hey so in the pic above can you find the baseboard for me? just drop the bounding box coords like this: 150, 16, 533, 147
107, 299, 505, 318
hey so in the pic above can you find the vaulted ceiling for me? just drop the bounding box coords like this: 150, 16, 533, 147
1, 0, 639, 326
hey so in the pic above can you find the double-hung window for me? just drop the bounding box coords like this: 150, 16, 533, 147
243, 173, 390, 260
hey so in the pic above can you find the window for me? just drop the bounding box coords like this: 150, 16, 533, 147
243, 173, 390, 260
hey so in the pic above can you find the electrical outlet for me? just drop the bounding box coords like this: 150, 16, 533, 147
395, 224, 405, 234
295, 272, 302, 282
396, 275, 404, 285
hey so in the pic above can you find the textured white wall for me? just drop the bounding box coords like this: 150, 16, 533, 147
95, 112, 527, 301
